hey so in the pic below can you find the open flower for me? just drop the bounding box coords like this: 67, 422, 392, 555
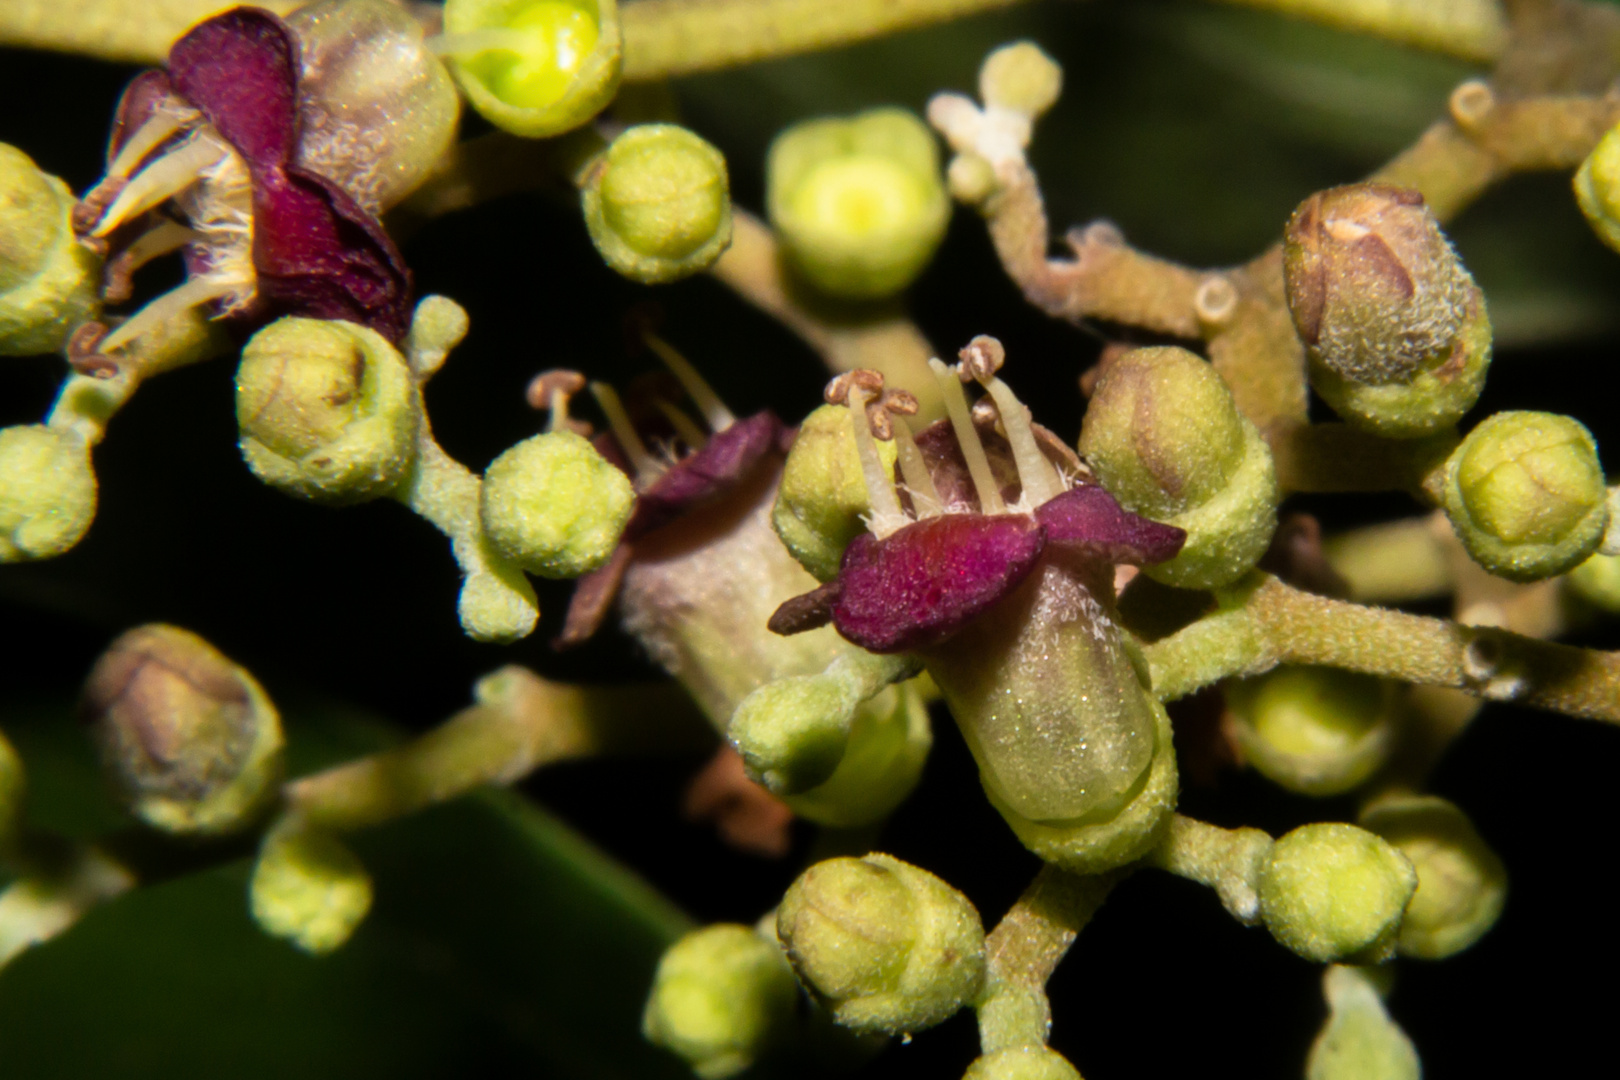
772, 337, 1188, 871
72, 2, 458, 356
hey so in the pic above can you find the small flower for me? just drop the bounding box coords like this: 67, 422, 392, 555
1360, 795, 1506, 960
249, 822, 373, 955
0, 424, 96, 563
1259, 822, 1417, 964
1226, 666, 1395, 797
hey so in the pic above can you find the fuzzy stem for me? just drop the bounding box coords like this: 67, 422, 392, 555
0, 0, 299, 64
1144, 814, 1273, 925
1205, 0, 1508, 62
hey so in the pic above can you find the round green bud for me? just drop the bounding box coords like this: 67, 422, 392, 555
237, 316, 419, 504
773, 403, 898, 582
1284, 183, 1490, 438
1259, 822, 1417, 964
1575, 119, 1620, 254
0, 144, 100, 356
642, 923, 798, 1080
1566, 551, 1620, 613
1440, 410, 1607, 582
0, 424, 96, 563
768, 108, 950, 300
777, 853, 984, 1035
1226, 667, 1395, 797
978, 42, 1063, 117
1079, 347, 1278, 590
963, 1046, 1083, 1080
1306, 966, 1420, 1080
250, 825, 373, 955
1360, 796, 1506, 960
441, 0, 620, 138
82, 625, 284, 836
481, 429, 633, 578
581, 123, 732, 284
780, 683, 931, 828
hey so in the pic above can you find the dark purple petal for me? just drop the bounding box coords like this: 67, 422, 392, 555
169, 8, 299, 170
554, 543, 634, 649
768, 580, 842, 637
831, 514, 1046, 653
627, 411, 783, 539
1035, 486, 1185, 566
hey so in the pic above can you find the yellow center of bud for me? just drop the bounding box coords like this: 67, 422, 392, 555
464, 2, 600, 110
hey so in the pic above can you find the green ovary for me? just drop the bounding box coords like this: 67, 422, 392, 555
469, 3, 598, 109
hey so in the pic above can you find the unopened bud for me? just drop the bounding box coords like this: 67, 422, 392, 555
82, 625, 284, 835
0, 424, 96, 563
1078, 346, 1278, 589
1566, 551, 1620, 612
643, 923, 799, 1080
1440, 411, 1608, 581
768, 108, 950, 299
978, 42, 1063, 117
1360, 796, 1506, 959
963, 1046, 1084, 1080
777, 853, 984, 1035
773, 403, 898, 582
481, 429, 634, 578
1575, 119, 1620, 254
1227, 667, 1395, 797
250, 824, 373, 954
440, 0, 621, 138
1259, 822, 1416, 963
236, 316, 419, 504
1283, 183, 1490, 437
1306, 966, 1421, 1080
581, 123, 732, 283
0, 144, 100, 356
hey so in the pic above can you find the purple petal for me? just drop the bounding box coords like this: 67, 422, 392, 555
169, 8, 298, 171
768, 579, 842, 637
554, 543, 634, 649
1035, 486, 1185, 566
831, 514, 1046, 653
627, 412, 783, 539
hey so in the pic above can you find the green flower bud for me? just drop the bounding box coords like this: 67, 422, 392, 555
642, 923, 799, 1079
580, 123, 732, 284
1566, 551, 1620, 612
440, 0, 621, 138
1226, 667, 1395, 797
236, 316, 419, 504
1360, 796, 1506, 960
767, 108, 950, 299
0, 424, 96, 563
0, 144, 100, 356
481, 429, 634, 578
82, 625, 284, 836
1440, 410, 1607, 582
1079, 347, 1278, 590
963, 1046, 1083, 1080
1306, 966, 1420, 1080
777, 854, 984, 1035
978, 42, 1063, 118
1284, 183, 1490, 438
1259, 822, 1417, 963
1575, 119, 1620, 254
773, 403, 898, 582
0, 730, 23, 850
250, 824, 373, 955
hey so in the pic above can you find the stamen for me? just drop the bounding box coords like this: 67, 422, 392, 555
590, 381, 663, 483
98, 275, 237, 354
106, 103, 193, 182
527, 370, 587, 433
92, 137, 226, 237
958, 336, 1063, 506
892, 419, 943, 518
643, 332, 736, 432
654, 400, 710, 451
426, 29, 545, 60
928, 358, 1005, 515
844, 383, 907, 537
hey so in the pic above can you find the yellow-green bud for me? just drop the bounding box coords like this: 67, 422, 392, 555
1284, 183, 1490, 438
1440, 411, 1607, 582
643, 924, 798, 1079
82, 625, 284, 836
581, 123, 732, 284
1259, 822, 1417, 964
767, 108, 950, 299
1360, 796, 1506, 960
773, 403, 898, 582
0, 730, 23, 850
963, 1046, 1084, 1080
1226, 667, 1395, 797
777, 854, 984, 1035
440, 0, 621, 138
0, 424, 96, 563
1575, 120, 1620, 254
250, 825, 373, 954
0, 144, 100, 356
978, 42, 1063, 118
1078, 347, 1278, 589
481, 430, 633, 578
1306, 966, 1420, 1080
236, 316, 419, 504
1566, 551, 1620, 612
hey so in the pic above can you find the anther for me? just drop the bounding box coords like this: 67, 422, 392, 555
824, 369, 886, 407
957, 335, 1005, 385
527, 369, 589, 434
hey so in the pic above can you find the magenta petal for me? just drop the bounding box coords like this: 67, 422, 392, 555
1035, 486, 1185, 566
169, 8, 299, 171
628, 411, 783, 538
832, 514, 1046, 653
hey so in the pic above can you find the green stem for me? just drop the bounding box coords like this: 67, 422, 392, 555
1204, 0, 1508, 62
1144, 814, 1273, 925
0, 0, 299, 64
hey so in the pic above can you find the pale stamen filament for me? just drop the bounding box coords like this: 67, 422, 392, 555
98, 276, 237, 354
426, 29, 546, 60
980, 375, 1063, 506
92, 136, 227, 237
105, 104, 194, 182
928, 358, 1005, 515
643, 332, 736, 432
590, 381, 664, 484
892, 418, 943, 518
118, 219, 198, 274
845, 384, 907, 537
654, 399, 710, 451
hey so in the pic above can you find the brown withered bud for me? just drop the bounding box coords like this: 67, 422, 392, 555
82, 624, 284, 835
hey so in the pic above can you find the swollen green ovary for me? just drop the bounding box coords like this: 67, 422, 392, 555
925, 561, 1157, 824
